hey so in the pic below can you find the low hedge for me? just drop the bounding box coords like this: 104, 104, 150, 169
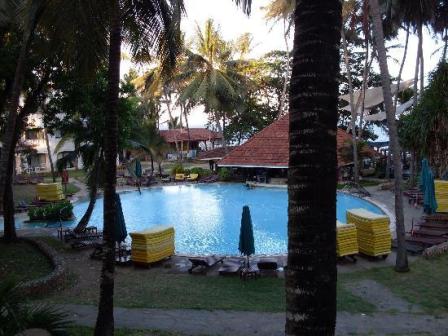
28, 200, 73, 221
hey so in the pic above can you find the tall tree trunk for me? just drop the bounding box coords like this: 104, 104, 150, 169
341, 28, 359, 183
74, 183, 97, 233
278, 18, 291, 118
286, 1, 341, 334
1, 113, 26, 242
94, 1, 120, 334
412, 27, 422, 107
418, 24, 424, 94
0, 24, 35, 224
182, 104, 191, 157
164, 94, 180, 158
394, 25, 410, 110
370, 0, 409, 273
44, 127, 56, 182
357, 35, 371, 141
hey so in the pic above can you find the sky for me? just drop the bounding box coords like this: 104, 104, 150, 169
123, 0, 445, 137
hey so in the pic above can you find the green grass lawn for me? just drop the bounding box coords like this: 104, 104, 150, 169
344, 254, 448, 315
0, 239, 53, 282
47, 273, 374, 313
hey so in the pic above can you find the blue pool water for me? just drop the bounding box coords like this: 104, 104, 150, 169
13, 184, 384, 255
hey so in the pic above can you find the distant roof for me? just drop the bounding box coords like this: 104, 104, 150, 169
218, 114, 378, 168
197, 146, 236, 161
160, 128, 223, 143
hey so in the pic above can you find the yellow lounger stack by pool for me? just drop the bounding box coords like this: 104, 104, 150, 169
435, 180, 448, 213
346, 209, 391, 257
336, 221, 358, 257
36, 183, 65, 201
130, 225, 175, 264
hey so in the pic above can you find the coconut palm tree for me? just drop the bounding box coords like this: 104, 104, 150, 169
94, 1, 183, 334
263, 0, 295, 118
370, 0, 409, 272
286, 1, 341, 334
177, 19, 247, 146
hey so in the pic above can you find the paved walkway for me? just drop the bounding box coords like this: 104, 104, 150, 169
60, 304, 448, 336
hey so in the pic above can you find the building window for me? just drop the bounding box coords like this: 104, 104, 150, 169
25, 129, 44, 140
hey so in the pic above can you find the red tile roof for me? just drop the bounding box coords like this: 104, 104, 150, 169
218, 114, 378, 168
160, 128, 222, 143
197, 146, 236, 160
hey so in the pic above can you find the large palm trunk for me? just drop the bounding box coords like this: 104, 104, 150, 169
286, 1, 341, 334
0, 25, 35, 228
74, 183, 97, 234
278, 18, 291, 118
2, 115, 26, 242
370, 0, 409, 273
44, 127, 56, 182
341, 28, 359, 183
94, 1, 121, 334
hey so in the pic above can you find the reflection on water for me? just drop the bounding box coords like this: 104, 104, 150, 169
9, 184, 383, 255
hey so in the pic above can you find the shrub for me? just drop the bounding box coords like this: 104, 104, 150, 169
218, 167, 231, 181
170, 163, 184, 175
28, 200, 73, 221
183, 168, 191, 176
190, 167, 212, 177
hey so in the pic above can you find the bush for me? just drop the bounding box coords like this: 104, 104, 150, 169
189, 167, 212, 177
170, 163, 184, 175
183, 168, 191, 176
28, 200, 73, 221
218, 167, 231, 181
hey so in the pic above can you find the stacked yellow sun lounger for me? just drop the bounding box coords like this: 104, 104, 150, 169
130, 225, 175, 264
346, 209, 391, 257
36, 183, 65, 201
336, 221, 358, 257
435, 180, 448, 213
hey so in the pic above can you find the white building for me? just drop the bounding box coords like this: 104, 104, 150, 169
15, 113, 82, 174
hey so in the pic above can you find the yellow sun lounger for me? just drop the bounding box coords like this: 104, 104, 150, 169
175, 174, 185, 181
186, 173, 198, 181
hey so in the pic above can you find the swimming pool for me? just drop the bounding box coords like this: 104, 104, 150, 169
13, 183, 384, 255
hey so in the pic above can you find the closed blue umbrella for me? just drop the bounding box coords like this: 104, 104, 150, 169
420, 159, 438, 214
135, 159, 142, 178
239, 205, 255, 267
114, 193, 127, 242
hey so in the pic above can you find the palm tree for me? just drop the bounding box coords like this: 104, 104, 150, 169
263, 0, 295, 117
177, 19, 246, 146
129, 118, 169, 173
94, 1, 183, 334
0, 0, 45, 240
0, 0, 108, 242
54, 124, 104, 234
370, 0, 409, 272
286, 1, 341, 334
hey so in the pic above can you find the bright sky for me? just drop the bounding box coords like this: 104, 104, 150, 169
123, 0, 445, 137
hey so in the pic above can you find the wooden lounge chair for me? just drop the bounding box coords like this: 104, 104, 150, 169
188, 255, 224, 273
218, 258, 243, 276
61, 226, 102, 243
257, 258, 278, 270
186, 173, 199, 182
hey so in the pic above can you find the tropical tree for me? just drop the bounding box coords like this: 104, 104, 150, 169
399, 62, 448, 177
286, 1, 341, 334
129, 118, 169, 174
263, 0, 294, 117
94, 1, 183, 334
370, 0, 409, 272
177, 19, 247, 145
46, 68, 138, 234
